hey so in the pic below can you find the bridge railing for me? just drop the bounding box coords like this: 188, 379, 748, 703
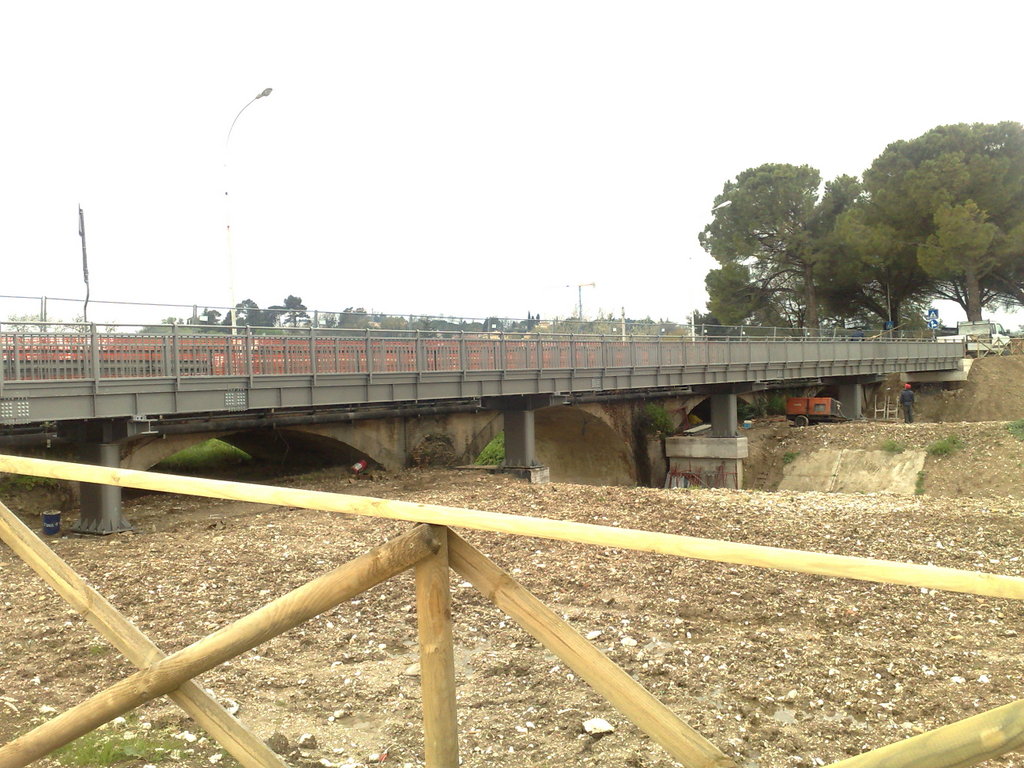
1, 322, 960, 383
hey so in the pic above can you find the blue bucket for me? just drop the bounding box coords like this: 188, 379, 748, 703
42, 512, 62, 536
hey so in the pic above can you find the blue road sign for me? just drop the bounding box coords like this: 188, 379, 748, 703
927, 307, 939, 319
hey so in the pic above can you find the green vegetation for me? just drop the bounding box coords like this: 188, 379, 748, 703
475, 432, 505, 465
1007, 420, 1024, 441
926, 435, 964, 456
157, 440, 252, 472
879, 439, 906, 454
0, 474, 57, 493
701, 122, 1024, 328
640, 403, 675, 439
782, 451, 799, 465
915, 471, 927, 495
55, 723, 184, 766
738, 393, 788, 421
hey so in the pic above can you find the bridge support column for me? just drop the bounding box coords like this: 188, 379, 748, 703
823, 375, 882, 421
709, 393, 739, 437
75, 442, 132, 534
836, 382, 864, 420
481, 394, 567, 484
58, 419, 153, 534
680, 383, 759, 489
503, 409, 536, 468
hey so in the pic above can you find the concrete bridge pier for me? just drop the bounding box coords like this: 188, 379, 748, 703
709, 392, 739, 436
482, 394, 568, 483
823, 375, 883, 420
76, 441, 129, 534
666, 385, 755, 490
58, 419, 152, 534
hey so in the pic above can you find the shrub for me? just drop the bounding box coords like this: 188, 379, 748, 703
763, 393, 789, 416
927, 435, 964, 456
641, 403, 675, 439
747, 393, 789, 419
1007, 420, 1024, 441
782, 451, 799, 465
737, 401, 757, 421
410, 434, 458, 467
880, 439, 905, 454
475, 432, 505, 465
915, 471, 926, 495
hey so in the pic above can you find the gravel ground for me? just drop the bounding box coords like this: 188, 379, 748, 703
4, 465, 1024, 768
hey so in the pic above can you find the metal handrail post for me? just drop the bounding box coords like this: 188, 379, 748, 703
171, 323, 180, 383
90, 323, 101, 386
309, 326, 318, 381
11, 333, 20, 382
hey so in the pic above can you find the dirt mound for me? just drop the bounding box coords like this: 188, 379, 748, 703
917, 355, 1024, 422
746, 419, 1024, 498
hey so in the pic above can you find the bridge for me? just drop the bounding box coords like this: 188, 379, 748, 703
1, 323, 964, 532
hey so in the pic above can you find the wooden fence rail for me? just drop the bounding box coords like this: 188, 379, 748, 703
2, 455, 1024, 600
2, 455, 1024, 767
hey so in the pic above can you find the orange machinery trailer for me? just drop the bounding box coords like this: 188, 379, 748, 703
785, 397, 847, 427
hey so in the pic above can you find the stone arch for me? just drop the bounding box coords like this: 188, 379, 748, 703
535, 404, 634, 485
122, 432, 228, 471
121, 428, 380, 473
222, 428, 371, 468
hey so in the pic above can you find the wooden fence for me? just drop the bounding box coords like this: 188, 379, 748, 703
2, 454, 1024, 767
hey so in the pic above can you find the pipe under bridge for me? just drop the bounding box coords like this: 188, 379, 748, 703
0, 326, 964, 532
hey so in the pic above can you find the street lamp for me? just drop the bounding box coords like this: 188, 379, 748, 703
225, 87, 273, 330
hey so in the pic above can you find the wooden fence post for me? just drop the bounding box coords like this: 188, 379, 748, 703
415, 525, 458, 767
0, 525, 440, 768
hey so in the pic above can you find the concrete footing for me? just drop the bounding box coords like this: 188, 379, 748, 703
495, 465, 551, 484
664, 436, 748, 490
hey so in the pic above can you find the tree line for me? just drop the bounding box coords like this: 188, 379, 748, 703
168, 300, 695, 337
700, 121, 1024, 328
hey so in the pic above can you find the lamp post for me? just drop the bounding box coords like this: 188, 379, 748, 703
225, 87, 273, 330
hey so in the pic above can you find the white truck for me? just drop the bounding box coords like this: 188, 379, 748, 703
939, 320, 1011, 357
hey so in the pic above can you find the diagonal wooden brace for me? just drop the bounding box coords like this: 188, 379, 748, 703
825, 697, 1024, 768
0, 501, 287, 767
446, 530, 736, 768
0, 523, 441, 768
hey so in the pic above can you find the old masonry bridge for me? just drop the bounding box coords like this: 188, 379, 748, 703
0, 325, 965, 533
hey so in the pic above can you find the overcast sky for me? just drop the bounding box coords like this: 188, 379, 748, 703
2, 1, 1021, 328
